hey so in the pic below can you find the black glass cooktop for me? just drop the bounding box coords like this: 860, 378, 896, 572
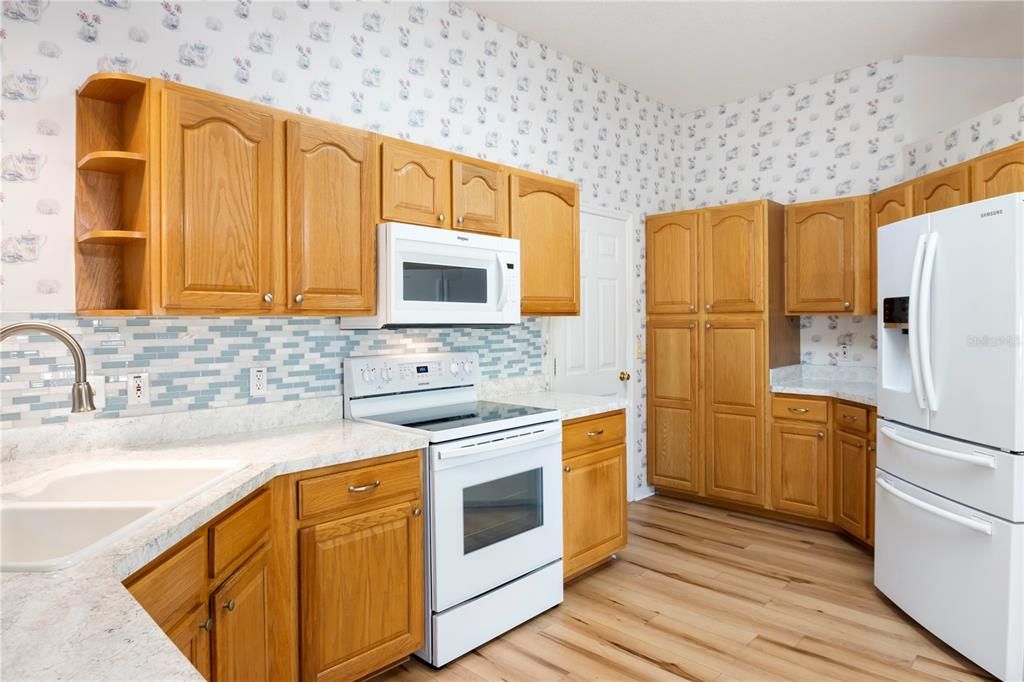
368, 401, 554, 433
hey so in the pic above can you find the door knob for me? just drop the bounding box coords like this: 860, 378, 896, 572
619, 371, 631, 381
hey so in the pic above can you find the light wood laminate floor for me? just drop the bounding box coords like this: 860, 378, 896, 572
379, 495, 991, 681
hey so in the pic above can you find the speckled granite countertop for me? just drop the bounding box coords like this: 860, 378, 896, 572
0, 402, 427, 681
500, 390, 628, 420
770, 365, 877, 406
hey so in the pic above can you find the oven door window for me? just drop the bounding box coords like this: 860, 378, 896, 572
462, 468, 543, 554
403, 262, 488, 303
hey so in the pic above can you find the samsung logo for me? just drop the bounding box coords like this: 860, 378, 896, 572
456, 235, 469, 241
980, 209, 1003, 218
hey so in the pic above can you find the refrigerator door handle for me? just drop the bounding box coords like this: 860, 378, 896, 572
876, 476, 992, 535
879, 426, 996, 468
908, 234, 928, 410
918, 233, 940, 412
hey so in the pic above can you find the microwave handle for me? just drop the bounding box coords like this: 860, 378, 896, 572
496, 254, 510, 310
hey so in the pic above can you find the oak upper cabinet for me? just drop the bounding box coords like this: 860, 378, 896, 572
647, 317, 702, 493
703, 201, 764, 313
912, 165, 970, 215
161, 86, 276, 312
285, 119, 376, 314
563, 444, 628, 578
645, 211, 700, 314
869, 183, 913, 314
770, 422, 829, 519
299, 501, 424, 682
211, 545, 272, 682
452, 159, 509, 236
511, 172, 580, 315
834, 430, 870, 540
971, 142, 1024, 200
380, 139, 451, 228
704, 317, 765, 506
785, 196, 870, 314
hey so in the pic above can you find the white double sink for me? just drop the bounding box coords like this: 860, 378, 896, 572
1, 460, 243, 572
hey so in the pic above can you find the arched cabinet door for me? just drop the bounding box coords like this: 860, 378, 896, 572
452, 159, 509, 236
971, 142, 1024, 200
286, 119, 376, 314
510, 172, 580, 315
785, 197, 866, 314
646, 211, 699, 315
869, 183, 913, 313
161, 87, 276, 312
380, 140, 451, 228
702, 201, 764, 313
912, 165, 970, 215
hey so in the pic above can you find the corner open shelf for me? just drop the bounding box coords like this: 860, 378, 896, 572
75, 73, 152, 316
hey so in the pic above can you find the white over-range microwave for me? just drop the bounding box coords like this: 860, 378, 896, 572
340, 222, 521, 329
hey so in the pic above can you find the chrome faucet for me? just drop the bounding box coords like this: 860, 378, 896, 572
1, 321, 97, 413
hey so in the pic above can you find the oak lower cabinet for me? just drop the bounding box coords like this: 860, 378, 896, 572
211, 546, 272, 682
298, 501, 424, 682
380, 139, 451, 228
161, 85, 276, 313
770, 421, 829, 520
645, 211, 700, 314
286, 119, 376, 314
562, 411, 627, 580
166, 603, 212, 680
834, 430, 871, 540
704, 318, 766, 506
511, 171, 580, 315
647, 317, 702, 493
784, 196, 871, 315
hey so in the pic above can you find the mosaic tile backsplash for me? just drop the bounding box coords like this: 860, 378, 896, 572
0, 313, 544, 429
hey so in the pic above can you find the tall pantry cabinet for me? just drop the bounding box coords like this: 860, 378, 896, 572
645, 200, 800, 508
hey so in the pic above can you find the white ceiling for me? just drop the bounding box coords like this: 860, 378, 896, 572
463, 1, 1024, 113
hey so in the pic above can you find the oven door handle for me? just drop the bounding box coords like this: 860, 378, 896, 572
435, 424, 561, 462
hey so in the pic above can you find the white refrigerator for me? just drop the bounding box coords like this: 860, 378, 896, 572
876, 193, 1024, 682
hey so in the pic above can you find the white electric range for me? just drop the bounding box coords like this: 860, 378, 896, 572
343, 352, 564, 667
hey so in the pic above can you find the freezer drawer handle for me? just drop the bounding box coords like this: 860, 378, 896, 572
876, 476, 992, 535
879, 427, 996, 468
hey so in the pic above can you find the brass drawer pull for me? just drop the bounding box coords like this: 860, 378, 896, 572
348, 480, 381, 493
586, 429, 605, 438
842, 415, 858, 422
788, 407, 810, 414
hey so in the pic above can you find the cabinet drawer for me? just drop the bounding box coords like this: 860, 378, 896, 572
771, 395, 828, 424
297, 453, 421, 520
563, 410, 626, 456
835, 402, 871, 434
127, 535, 207, 629
209, 489, 269, 579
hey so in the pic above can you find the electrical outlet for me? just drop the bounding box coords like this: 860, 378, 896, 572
250, 367, 267, 396
129, 373, 149, 406
839, 344, 850, 362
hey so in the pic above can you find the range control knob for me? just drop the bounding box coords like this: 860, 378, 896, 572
381, 367, 393, 382
449, 362, 460, 376
360, 368, 370, 383
463, 359, 474, 373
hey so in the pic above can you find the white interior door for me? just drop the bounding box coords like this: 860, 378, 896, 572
550, 207, 631, 398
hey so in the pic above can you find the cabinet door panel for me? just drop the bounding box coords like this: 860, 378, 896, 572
299, 502, 423, 682
971, 143, 1024, 200
785, 199, 855, 313
703, 203, 764, 313
453, 160, 509, 236
162, 88, 275, 311
563, 444, 627, 578
705, 318, 764, 505
770, 422, 829, 519
381, 141, 450, 227
647, 317, 701, 492
211, 545, 271, 682
912, 165, 970, 215
511, 174, 580, 314
834, 430, 869, 540
286, 120, 375, 313
646, 212, 699, 314
869, 183, 913, 313
167, 603, 212, 680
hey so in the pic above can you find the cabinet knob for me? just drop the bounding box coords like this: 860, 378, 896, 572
294, 294, 304, 304
413, 507, 422, 517
564, 465, 571, 473
688, 322, 695, 329
705, 322, 712, 329
843, 301, 851, 309
199, 618, 213, 631
689, 305, 695, 312
705, 303, 711, 311
817, 432, 825, 438
438, 213, 446, 222
263, 293, 273, 304
223, 600, 236, 612
867, 445, 876, 452
457, 216, 465, 225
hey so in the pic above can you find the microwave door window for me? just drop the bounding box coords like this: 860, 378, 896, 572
462, 468, 543, 554
403, 262, 488, 303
